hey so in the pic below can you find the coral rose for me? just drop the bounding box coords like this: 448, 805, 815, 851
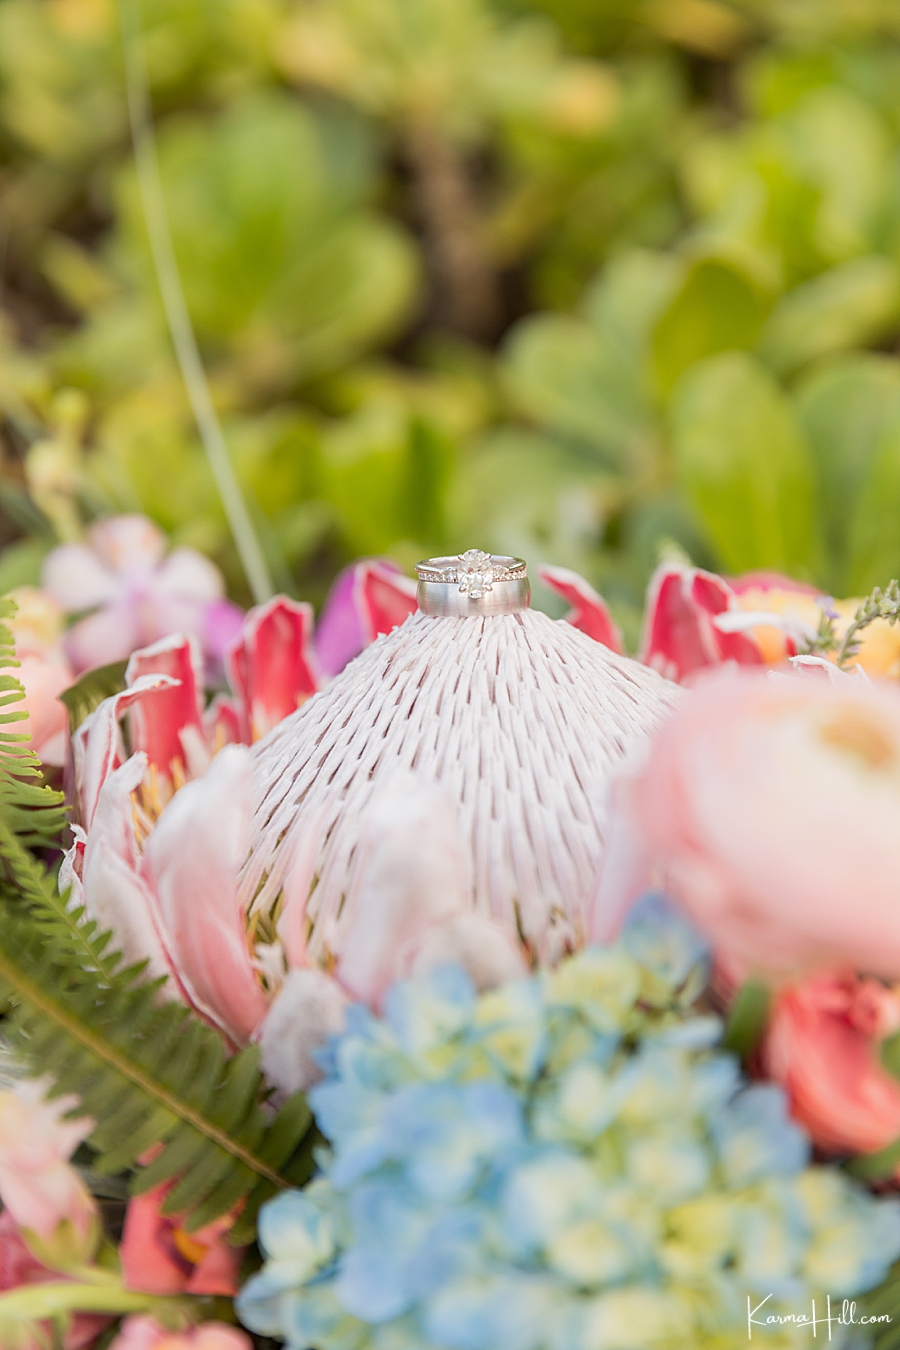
762, 973, 900, 1158
592, 668, 900, 981
120, 1181, 243, 1297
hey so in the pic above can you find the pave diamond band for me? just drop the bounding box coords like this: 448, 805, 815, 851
415, 551, 527, 591
415, 550, 530, 616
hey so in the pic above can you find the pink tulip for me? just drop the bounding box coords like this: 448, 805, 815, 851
226, 596, 319, 742
313, 559, 418, 677
0, 1209, 107, 1350
592, 667, 900, 982
539, 565, 623, 653
109, 1315, 251, 1350
0, 1080, 96, 1250
42, 515, 226, 676
762, 973, 900, 1158
120, 1181, 243, 1297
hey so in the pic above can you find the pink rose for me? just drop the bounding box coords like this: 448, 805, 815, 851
0, 1080, 96, 1249
763, 973, 900, 1158
592, 668, 900, 981
109, 1316, 251, 1350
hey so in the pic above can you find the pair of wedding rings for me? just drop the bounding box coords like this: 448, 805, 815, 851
415, 549, 530, 616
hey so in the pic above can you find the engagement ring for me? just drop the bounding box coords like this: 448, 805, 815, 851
415, 549, 530, 616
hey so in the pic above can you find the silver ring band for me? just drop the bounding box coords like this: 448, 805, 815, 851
415, 553, 526, 585
415, 549, 530, 616
417, 576, 531, 617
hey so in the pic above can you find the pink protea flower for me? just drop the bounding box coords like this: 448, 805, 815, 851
544, 560, 900, 682
591, 667, 900, 982
109, 1316, 250, 1350
539, 565, 623, 651
762, 972, 900, 1159
41, 515, 235, 677
61, 557, 540, 1092
120, 1181, 243, 1297
0, 1079, 97, 1255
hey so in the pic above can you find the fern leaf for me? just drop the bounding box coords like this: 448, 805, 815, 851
0, 596, 68, 852
0, 898, 315, 1232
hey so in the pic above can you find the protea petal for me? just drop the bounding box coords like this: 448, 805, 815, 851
335, 773, 470, 1007
539, 565, 623, 653
73, 675, 179, 829
359, 561, 418, 641
314, 560, 417, 678
640, 564, 762, 683
227, 597, 319, 744
125, 636, 206, 782
81, 755, 175, 989
140, 746, 268, 1044
204, 694, 242, 752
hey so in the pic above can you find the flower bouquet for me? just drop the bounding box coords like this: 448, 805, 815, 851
5, 522, 900, 1350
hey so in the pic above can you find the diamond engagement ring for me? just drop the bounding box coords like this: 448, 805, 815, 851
415, 549, 530, 616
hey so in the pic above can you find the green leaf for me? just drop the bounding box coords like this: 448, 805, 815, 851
757, 255, 900, 377
0, 538, 52, 593
721, 980, 771, 1063
795, 354, 900, 593
58, 660, 129, 734
651, 253, 774, 394
581, 248, 680, 351
847, 415, 900, 597
860, 1261, 900, 1350
670, 351, 820, 576
502, 313, 654, 466
115, 89, 419, 387
847, 1133, 900, 1183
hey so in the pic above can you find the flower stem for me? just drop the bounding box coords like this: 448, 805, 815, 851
115, 0, 274, 605
837, 580, 900, 668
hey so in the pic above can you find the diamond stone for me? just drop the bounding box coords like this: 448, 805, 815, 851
457, 549, 493, 598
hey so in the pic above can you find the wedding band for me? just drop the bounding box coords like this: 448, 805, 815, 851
415, 549, 530, 617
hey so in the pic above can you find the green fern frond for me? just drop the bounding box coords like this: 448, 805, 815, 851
0, 892, 316, 1233
0, 596, 67, 852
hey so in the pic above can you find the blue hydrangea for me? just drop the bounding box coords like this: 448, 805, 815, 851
237, 901, 900, 1350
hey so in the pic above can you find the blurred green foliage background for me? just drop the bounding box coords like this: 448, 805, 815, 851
4, 0, 900, 642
